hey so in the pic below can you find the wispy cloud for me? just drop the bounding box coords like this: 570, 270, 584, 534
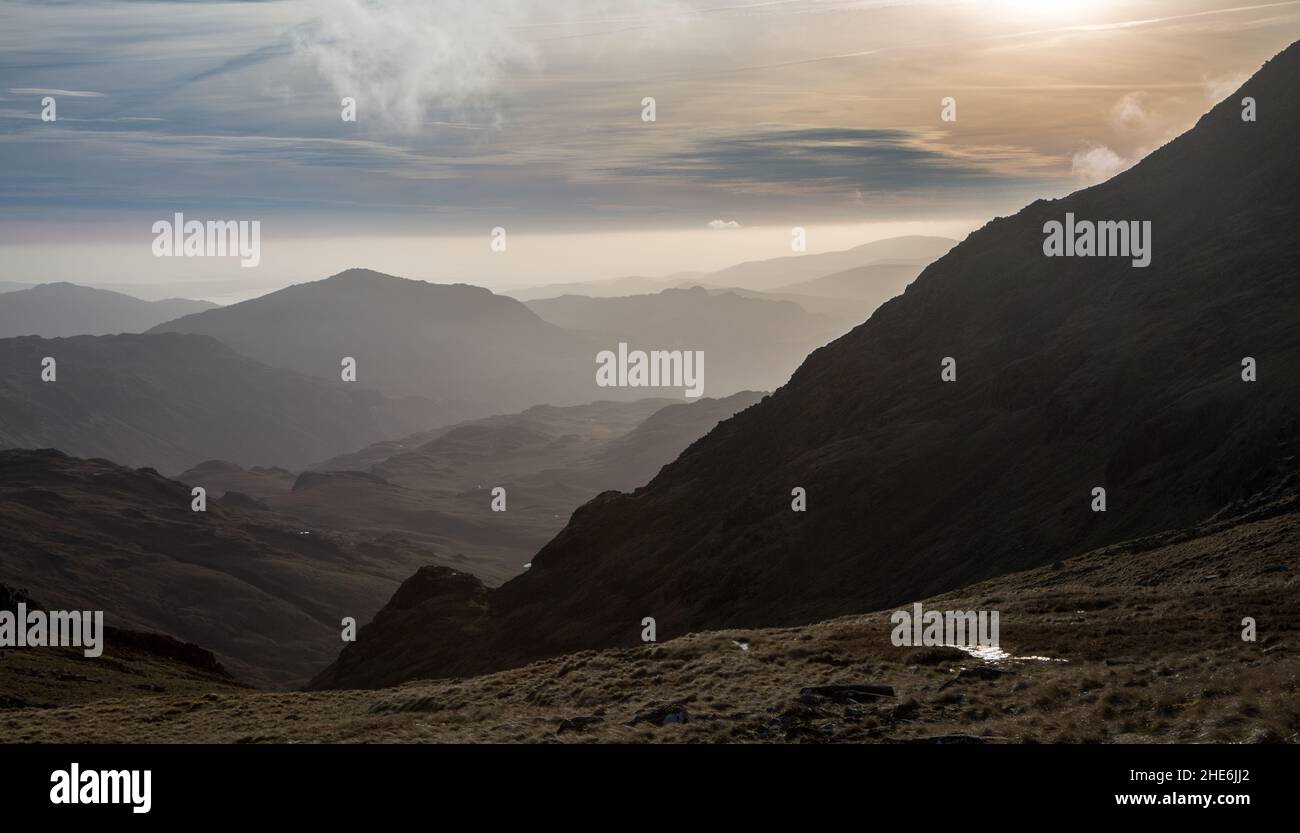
293, 0, 690, 132
8, 88, 104, 97
609, 127, 1055, 193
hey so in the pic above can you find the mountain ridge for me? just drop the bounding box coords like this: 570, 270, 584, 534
310, 40, 1300, 689
0, 282, 216, 338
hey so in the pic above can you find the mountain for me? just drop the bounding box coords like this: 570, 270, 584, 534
702, 236, 956, 292
309, 397, 677, 475
13, 486, 1298, 739
506, 236, 957, 302
0, 450, 455, 688
693, 286, 879, 323
149, 268, 606, 416
0, 282, 216, 337
0, 332, 450, 473
300, 485, 1300, 736
525, 287, 848, 396
772, 261, 929, 301
506, 273, 705, 302
0, 281, 34, 294
178, 394, 765, 585
310, 42, 1300, 688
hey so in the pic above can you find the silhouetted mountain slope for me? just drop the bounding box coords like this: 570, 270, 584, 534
525, 287, 845, 395
0, 282, 216, 338
592, 393, 767, 487
305, 486, 1300, 725
150, 269, 603, 415
311, 42, 1300, 688
0, 332, 449, 473
0, 450, 454, 688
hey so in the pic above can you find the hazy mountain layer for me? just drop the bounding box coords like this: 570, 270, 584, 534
772, 260, 928, 301
0, 332, 450, 474
0, 282, 216, 338
149, 269, 603, 416
178, 394, 764, 584
506, 235, 956, 300
702, 236, 956, 292
526, 287, 845, 395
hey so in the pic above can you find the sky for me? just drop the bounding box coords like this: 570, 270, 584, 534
1, 0, 1297, 298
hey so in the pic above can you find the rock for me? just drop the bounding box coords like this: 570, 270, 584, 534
905, 734, 987, 744
892, 701, 921, 721
628, 703, 689, 727
798, 684, 895, 704
940, 665, 1004, 689
555, 715, 604, 735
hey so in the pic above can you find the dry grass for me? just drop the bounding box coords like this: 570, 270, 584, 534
3, 506, 1297, 744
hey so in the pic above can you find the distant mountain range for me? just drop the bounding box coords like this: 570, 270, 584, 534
148, 269, 606, 415
771, 261, 928, 301
146, 267, 861, 413
701, 235, 956, 292
2, 236, 952, 475
177, 393, 764, 585
0, 282, 216, 337
0, 332, 449, 473
310, 42, 1300, 688
505, 235, 956, 301
0, 393, 763, 686
506, 272, 707, 302
525, 287, 847, 394
0, 262, 861, 475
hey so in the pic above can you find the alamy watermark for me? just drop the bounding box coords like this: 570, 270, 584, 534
50, 764, 151, 814
1042, 212, 1151, 267
890, 602, 999, 650
0, 603, 104, 658
596, 342, 704, 398
152, 212, 261, 267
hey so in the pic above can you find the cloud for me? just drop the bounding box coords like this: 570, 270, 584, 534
1070, 145, 1132, 185
294, 0, 687, 132
292, 1, 529, 132
707, 219, 740, 229
1203, 72, 1250, 104
1109, 92, 1150, 130
609, 128, 1051, 193
8, 88, 104, 98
